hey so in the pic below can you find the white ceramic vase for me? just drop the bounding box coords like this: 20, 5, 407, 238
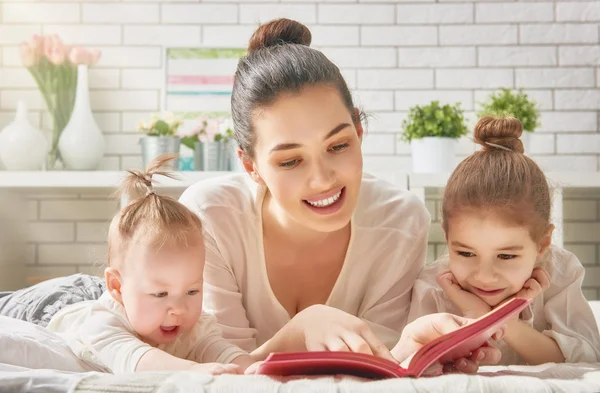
58, 64, 105, 170
410, 137, 457, 173
0, 100, 48, 170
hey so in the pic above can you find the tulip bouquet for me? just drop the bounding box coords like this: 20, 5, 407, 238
19, 34, 101, 169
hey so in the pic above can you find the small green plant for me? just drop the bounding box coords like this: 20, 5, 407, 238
476, 88, 540, 132
401, 101, 468, 142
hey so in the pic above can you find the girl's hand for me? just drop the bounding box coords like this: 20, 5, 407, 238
515, 266, 551, 299
495, 266, 550, 322
437, 270, 491, 319
269, 304, 397, 362
391, 313, 503, 375
191, 363, 243, 375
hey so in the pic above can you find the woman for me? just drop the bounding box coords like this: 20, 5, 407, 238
179, 18, 501, 373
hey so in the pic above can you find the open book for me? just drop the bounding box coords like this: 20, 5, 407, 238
257, 297, 531, 379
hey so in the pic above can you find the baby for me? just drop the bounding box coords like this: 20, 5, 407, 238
47, 155, 255, 374
408, 115, 600, 365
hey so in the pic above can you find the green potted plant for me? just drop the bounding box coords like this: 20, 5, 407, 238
476, 88, 540, 153
401, 101, 468, 173
180, 116, 235, 171
137, 112, 182, 170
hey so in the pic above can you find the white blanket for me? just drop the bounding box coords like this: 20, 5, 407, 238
70, 363, 600, 393
2, 362, 600, 393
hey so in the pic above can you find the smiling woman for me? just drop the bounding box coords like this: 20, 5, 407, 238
178, 18, 502, 373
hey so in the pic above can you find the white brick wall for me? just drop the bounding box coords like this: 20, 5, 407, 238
0, 0, 598, 296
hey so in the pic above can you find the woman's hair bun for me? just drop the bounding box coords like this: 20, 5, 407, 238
248, 18, 312, 54
473, 115, 525, 154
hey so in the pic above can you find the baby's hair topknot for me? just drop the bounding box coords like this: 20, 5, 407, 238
107, 154, 204, 267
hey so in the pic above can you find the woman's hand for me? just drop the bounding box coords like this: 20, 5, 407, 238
391, 313, 503, 374
253, 304, 397, 362
437, 270, 491, 319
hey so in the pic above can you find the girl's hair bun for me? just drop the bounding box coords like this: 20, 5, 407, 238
473, 115, 524, 153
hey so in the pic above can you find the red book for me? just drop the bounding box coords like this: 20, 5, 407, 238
257, 297, 531, 379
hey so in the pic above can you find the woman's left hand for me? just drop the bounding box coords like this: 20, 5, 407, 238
391, 313, 503, 374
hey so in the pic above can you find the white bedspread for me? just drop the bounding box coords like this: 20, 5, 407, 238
77, 364, 600, 393
2, 362, 595, 393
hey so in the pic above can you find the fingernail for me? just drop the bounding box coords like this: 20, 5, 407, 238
477, 352, 485, 361
458, 359, 467, 368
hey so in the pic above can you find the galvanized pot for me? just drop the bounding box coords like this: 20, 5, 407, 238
194, 140, 232, 171
139, 136, 181, 170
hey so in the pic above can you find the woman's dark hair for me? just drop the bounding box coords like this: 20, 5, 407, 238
231, 18, 361, 157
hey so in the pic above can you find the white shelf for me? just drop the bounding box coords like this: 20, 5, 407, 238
409, 172, 600, 189
0, 170, 232, 191
0, 170, 596, 191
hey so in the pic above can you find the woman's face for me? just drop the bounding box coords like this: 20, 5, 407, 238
247, 84, 364, 234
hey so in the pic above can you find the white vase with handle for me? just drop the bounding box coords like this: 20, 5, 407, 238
58, 64, 105, 170
0, 100, 48, 170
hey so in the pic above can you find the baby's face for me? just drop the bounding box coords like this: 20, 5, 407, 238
118, 239, 206, 346
446, 213, 542, 307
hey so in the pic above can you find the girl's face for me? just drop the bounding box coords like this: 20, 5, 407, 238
446, 213, 550, 307
246, 84, 364, 234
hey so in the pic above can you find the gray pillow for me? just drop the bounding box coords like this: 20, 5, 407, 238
0, 274, 105, 327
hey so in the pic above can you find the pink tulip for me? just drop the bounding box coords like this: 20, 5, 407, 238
44, 35, 67, 65
68, 47, 102, 66
30, 34, 44, 62
68, 47, 89, 65
87, 49, 101, 65
19, 42, 35, 67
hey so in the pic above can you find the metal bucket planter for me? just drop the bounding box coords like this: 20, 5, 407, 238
139, 136, 180, 170
194, 140, 233, 171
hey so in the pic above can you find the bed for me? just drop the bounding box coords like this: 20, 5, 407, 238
1, 274, 600, 393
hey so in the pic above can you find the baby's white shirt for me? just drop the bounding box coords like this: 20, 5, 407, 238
408, 245, 600, 364
46, 291, 248, 374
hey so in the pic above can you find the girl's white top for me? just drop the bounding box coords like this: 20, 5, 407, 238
408, 245, 600, 364
179, 173, 431, 352
46, 291, 247, 374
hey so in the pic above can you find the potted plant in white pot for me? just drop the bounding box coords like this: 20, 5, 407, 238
137, 112, 182, 170
476, 88, 540, 153
401, 101, 468, 173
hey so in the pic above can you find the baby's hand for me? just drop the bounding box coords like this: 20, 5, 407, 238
437, 270, 491, 319
515, 266, 550, 300
191, 362, 243, 375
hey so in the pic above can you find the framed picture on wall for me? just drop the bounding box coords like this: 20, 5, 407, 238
163, 47, 246, 114
162, 47, 246, 171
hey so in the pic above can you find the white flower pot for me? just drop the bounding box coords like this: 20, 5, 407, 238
58, 64, 105, 170
410, 137, 457, 173
0, 100, 48, 170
